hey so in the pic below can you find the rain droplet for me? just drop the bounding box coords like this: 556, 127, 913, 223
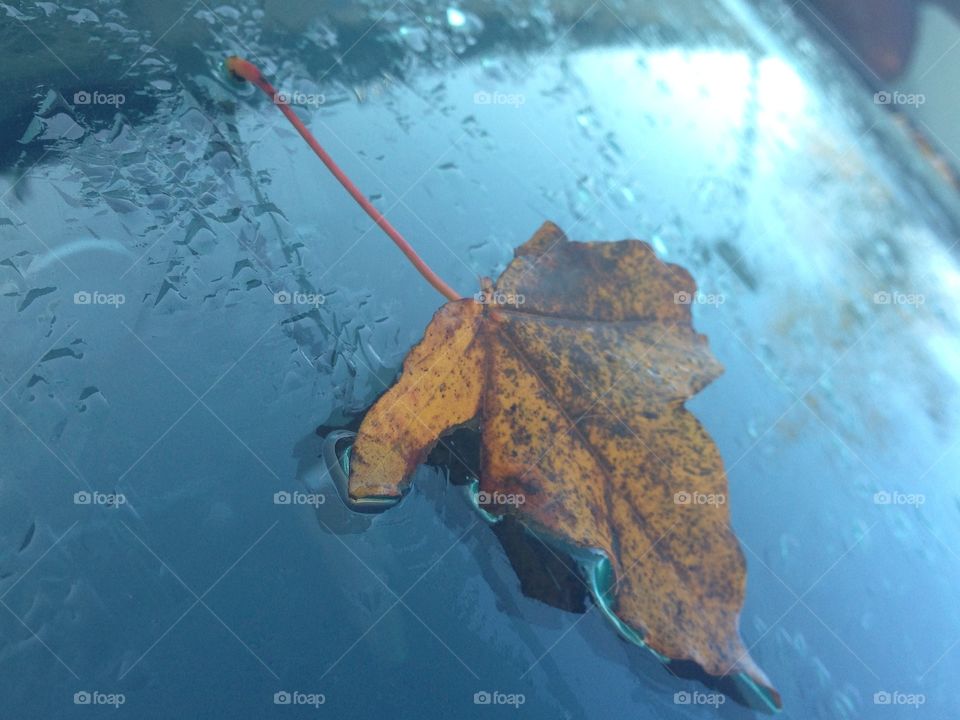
446, 7, 466, 27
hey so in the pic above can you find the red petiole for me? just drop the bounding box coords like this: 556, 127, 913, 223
225, 56, 463, 303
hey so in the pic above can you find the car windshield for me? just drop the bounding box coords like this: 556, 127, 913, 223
2, 1, 960, 718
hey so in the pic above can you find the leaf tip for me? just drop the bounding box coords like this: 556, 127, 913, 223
517, 221, 568, 258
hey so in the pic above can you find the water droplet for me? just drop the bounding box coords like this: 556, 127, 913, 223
446, 7, 466, 28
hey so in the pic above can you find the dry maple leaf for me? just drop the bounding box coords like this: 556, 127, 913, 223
348, 223, 781, 710
226, 57, 780, 712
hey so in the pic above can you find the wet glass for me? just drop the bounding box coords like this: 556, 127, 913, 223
2, 1, 959, 717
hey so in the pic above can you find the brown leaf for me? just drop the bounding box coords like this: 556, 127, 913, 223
348, 222, 780, 709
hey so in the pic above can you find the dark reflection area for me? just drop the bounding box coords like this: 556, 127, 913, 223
802, 0, 921, 82
433, 428, 590, 614
301, 423, 592, 609
491, 519, 589, 615
1, 0, 740, 171
803, 0, 960, 82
